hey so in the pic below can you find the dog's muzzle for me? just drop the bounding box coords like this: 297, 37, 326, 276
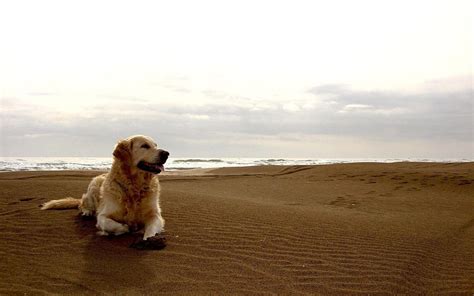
137, 149, 169, 174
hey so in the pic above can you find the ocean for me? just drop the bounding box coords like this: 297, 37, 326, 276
0, 157, 470, 172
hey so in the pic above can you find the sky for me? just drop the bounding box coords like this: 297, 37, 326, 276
0, 0, 472, 158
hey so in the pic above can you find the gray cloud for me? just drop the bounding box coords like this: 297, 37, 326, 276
1, 79, 472, 158
306, 82, 472, 140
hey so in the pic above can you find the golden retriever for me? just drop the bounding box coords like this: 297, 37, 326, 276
41, 135, 169, 240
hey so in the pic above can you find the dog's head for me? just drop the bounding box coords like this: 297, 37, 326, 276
113, 135, 169, 174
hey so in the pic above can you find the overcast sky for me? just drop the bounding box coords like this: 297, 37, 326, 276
0, 0, 472, 158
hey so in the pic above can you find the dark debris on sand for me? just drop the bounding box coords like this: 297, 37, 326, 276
130, 235, 167, 250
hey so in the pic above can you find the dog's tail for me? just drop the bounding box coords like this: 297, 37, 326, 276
40, 197, 82, 210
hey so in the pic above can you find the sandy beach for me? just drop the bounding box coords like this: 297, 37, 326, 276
0, 162, 473, 295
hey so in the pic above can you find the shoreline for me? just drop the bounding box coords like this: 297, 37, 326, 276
1, 160, 472, 174
1, 158, 472, 173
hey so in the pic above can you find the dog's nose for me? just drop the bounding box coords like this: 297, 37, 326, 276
158, 149, 169, 162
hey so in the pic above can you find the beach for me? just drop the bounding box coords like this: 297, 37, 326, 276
0, 162, 473, 294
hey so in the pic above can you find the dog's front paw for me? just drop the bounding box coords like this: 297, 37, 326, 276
96, 223, 129, 236
97, 230, 109, 236
81, 209, 94, 216
113, 224, 129, 236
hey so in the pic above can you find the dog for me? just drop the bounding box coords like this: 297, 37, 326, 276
41, 135, 169, 241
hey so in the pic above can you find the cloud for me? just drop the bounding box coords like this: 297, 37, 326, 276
282, 103, 301, 112
1, 77, 472, 158
183, 114, 210, 120
338, 104, 409, 115
96, 94, 151, 103
308, 84, 350, 95
306, 80, 472, 140
339, 104, 373, 113
309, 77, 473, 117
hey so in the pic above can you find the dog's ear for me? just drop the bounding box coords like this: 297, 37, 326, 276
113, 139, 132, 163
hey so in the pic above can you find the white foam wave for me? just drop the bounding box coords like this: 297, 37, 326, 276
0, 157, 471, 172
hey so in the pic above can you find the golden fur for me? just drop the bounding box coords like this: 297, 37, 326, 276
41, 135, 166, 239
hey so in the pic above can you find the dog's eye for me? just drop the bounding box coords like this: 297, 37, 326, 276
141, 144, 150, 149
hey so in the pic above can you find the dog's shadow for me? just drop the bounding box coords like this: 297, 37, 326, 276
73, 215, 160, 293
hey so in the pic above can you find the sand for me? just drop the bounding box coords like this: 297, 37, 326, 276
0, 162, 473, 295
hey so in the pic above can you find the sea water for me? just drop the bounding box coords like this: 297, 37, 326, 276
0, 157, 470, 171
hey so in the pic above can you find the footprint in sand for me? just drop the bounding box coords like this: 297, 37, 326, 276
329, 197, 345, 205
6, 197, 36, 206
370, 174, 386, 178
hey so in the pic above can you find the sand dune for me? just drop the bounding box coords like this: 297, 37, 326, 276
0, 163, 473, 294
